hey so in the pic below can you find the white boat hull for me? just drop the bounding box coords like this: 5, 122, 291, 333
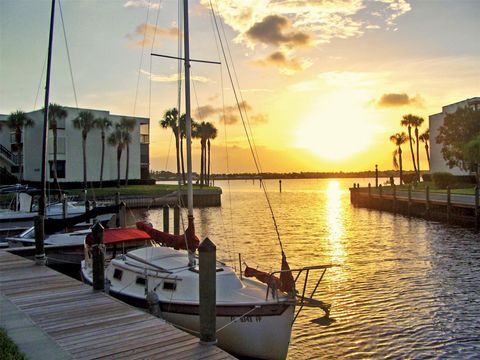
163, 306, 294, 360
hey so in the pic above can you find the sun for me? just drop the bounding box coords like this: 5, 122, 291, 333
294, 92, 376, 160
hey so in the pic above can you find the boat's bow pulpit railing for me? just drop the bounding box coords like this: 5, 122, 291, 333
267, 264, 339, 322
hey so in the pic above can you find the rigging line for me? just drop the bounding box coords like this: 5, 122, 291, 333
164, 130, 173, 171
58, 0, 78, 108
209, 1, 284, 253
214, 1, 263, 174
207, 9, 236, 265
176, 0, 183, 192
33, 51, 48, 110
148, 0, 162, 121
132, 0, 152, 118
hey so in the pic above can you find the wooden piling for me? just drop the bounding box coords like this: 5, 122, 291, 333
368, 183, 371, 198
279, 180, 282, 193
174, 205, 180, 235
85, 200, 90, 224
425, 186, 430, 219
198, 237, 217, 344
392, 184, 396, 213
379, 184, 382, 198
62, 194, 67, 219
408, 185, 412, 217
375, 164, 378, 187
163, 205, 170, 233
447, 186, 451, 224
475, 186, 479, 232
91, 222, 105, 291
119, 202, 126, 228
34, 215, 46, 266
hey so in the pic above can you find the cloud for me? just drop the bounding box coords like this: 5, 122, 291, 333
246, 15, 312, 48
202, 0, 412, 46
254, 51, 312, 75
126, 23, 178, 48
193, 101, 266, 125
376, 93, 424, 107
124, 0, 161, 9
140, 69, 210, 83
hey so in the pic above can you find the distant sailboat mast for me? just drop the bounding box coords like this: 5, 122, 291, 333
36, 0, 56, 264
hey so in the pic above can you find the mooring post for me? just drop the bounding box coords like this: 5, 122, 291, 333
379, 184, 382, 198
375, 164, 378, 188
163, 205, 170, 232
92, 222, 105, 291
62, 194, 67, 219
447, 186, 451, 224
351, 183, 356, 205
368, 183, 371, 198
393, 184, 396, 213
475, 186, 479, 232
408, 185, 412, 217
34, 215, 46, 266
85, 199, 90, 224
279, 180, 282, 193
425, 186, 430, 219
119, 202, 126, 228
174, 205, 180, 235
198, 237, 217, 344
115, 192, 120, 227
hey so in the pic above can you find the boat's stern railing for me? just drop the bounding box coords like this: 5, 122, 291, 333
267, 264, 338, 322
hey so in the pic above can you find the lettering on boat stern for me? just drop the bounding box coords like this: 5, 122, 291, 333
230, 315, 262, 322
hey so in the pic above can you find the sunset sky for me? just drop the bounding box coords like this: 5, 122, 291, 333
1, 0, 479, 174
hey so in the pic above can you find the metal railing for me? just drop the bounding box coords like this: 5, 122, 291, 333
0, 144, 19, 165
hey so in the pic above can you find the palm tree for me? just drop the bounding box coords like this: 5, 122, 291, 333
160, 108, 181, 180
96, 117, 112, 187
419, 128, 430, 169
107, 124, 125, 188
206, 123, 217, 186
45, 103, 67, 189
179, 114, 187, 185
401, 114, 423, 180
390, 132, 407, 185
120, 117, 136, 186
73, 111, 96, 190
7, 110, 34, 181
193, 121, 217, 187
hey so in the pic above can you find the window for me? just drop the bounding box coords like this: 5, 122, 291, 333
163, 281, 176, 291
49, 118, 65, 129
136, 277, 146, 285
113, 269, 123, 280
140, 124, 149, 144
48, 137, 65, 155
49, 160, 65, 178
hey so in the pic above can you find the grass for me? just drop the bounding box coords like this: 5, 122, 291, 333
394, 182, 476, 195
0, 328, 27, 360
0, 184, 221, 202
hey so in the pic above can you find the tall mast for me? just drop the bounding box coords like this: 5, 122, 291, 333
183, 0, 193, 218
36, 0, 56, 264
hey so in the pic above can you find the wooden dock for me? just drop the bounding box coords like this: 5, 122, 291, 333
350, 185, 480, 230
0, 250, 235, 360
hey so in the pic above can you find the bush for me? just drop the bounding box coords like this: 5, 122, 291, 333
432, 172, 456, 189
402, 173, 417, 184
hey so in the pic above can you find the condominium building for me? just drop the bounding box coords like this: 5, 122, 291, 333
0, 106, 149, 184
429, 97, 480, 175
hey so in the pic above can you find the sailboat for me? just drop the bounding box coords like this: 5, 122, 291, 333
82, 1, 335, 359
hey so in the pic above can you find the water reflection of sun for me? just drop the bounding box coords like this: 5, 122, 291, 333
325, 180, 345, 263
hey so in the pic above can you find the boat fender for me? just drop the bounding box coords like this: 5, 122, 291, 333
147, 291, 160, 317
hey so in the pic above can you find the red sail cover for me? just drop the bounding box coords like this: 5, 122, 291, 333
85, 228, 151, 246
244, 253, 296, 293
136, 221, 199, 251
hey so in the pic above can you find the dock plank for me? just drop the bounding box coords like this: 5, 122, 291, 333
0, 250, 236, 360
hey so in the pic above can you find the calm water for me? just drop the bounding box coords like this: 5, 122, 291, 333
134, 178, 480, 359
